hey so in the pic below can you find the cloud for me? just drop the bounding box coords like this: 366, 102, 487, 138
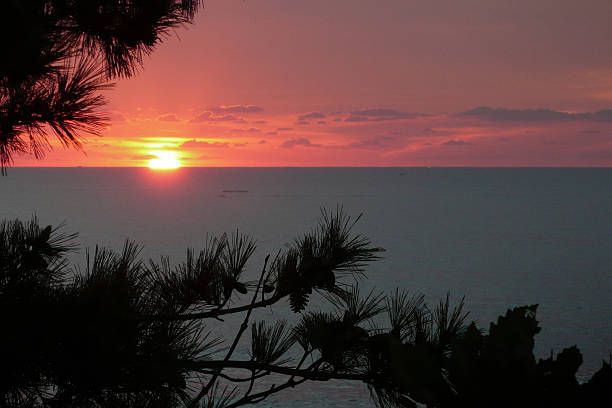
326, 136, 400, 150
190, 111, 247, 123
181, 139, 229, 148
345, 108, 428, 122
317, 120, 327, 125
212, 116, 247, 123
182, 155, 210, 162
295, 120, 310, 125
233, 142, 248, 147
158, 114, 180, 122
190, 112, 213, 122
230, 127, 260, 133
459, 107, 612, 122
442, 139, 472, 146
346, 136, 398, 149
208, 105, 264, 114
258, 140, 267, 144
298, 112, 326, 121
423, 127, 454, 136
280, 137, 319, 148
265, 131, 278, 135
277, 127, 293, 131
131, 154, 158, 160
252, 120, 268, 124
566, 110, 612, 121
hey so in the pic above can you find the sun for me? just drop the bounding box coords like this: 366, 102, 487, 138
148, 151, 181, 169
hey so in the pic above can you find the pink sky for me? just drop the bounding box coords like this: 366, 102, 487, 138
16, 0, 612, 167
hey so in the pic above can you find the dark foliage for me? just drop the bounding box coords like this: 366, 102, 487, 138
274, 209, 382, 312
0, 0, 204, 171
0, 219, 207, 407
1, 211, 611, 407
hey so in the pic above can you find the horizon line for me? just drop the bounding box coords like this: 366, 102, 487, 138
8, 165, 612, 169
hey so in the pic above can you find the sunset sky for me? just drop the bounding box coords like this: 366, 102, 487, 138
17, 0, 612, 167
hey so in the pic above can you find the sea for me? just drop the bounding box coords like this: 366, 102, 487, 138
1, 167, 611, 407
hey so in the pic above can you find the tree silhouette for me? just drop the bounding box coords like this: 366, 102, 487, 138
0, 0, 203, 172
1, 211, 611, 407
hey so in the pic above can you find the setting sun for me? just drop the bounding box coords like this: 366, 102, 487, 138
148, 151, 181, 169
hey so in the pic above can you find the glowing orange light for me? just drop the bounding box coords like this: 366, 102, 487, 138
148, 151, 181, 169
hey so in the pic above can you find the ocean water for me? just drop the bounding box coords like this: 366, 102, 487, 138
1, 167, 612, 406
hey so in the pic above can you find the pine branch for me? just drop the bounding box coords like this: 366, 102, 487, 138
188, 255, 271, 408
149, 292, 284, 322
1, 1, 206, 172
1, 59, 111, 172
188, 360, 366, 382
198, 370, 270, 384
250, 320, 295, 365
224, 377, 309, 408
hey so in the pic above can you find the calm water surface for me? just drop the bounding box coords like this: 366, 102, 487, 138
1, 167, 611, 406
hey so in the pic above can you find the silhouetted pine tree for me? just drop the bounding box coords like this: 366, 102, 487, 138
0, 0, 203, 172
1, 210, 611, 407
